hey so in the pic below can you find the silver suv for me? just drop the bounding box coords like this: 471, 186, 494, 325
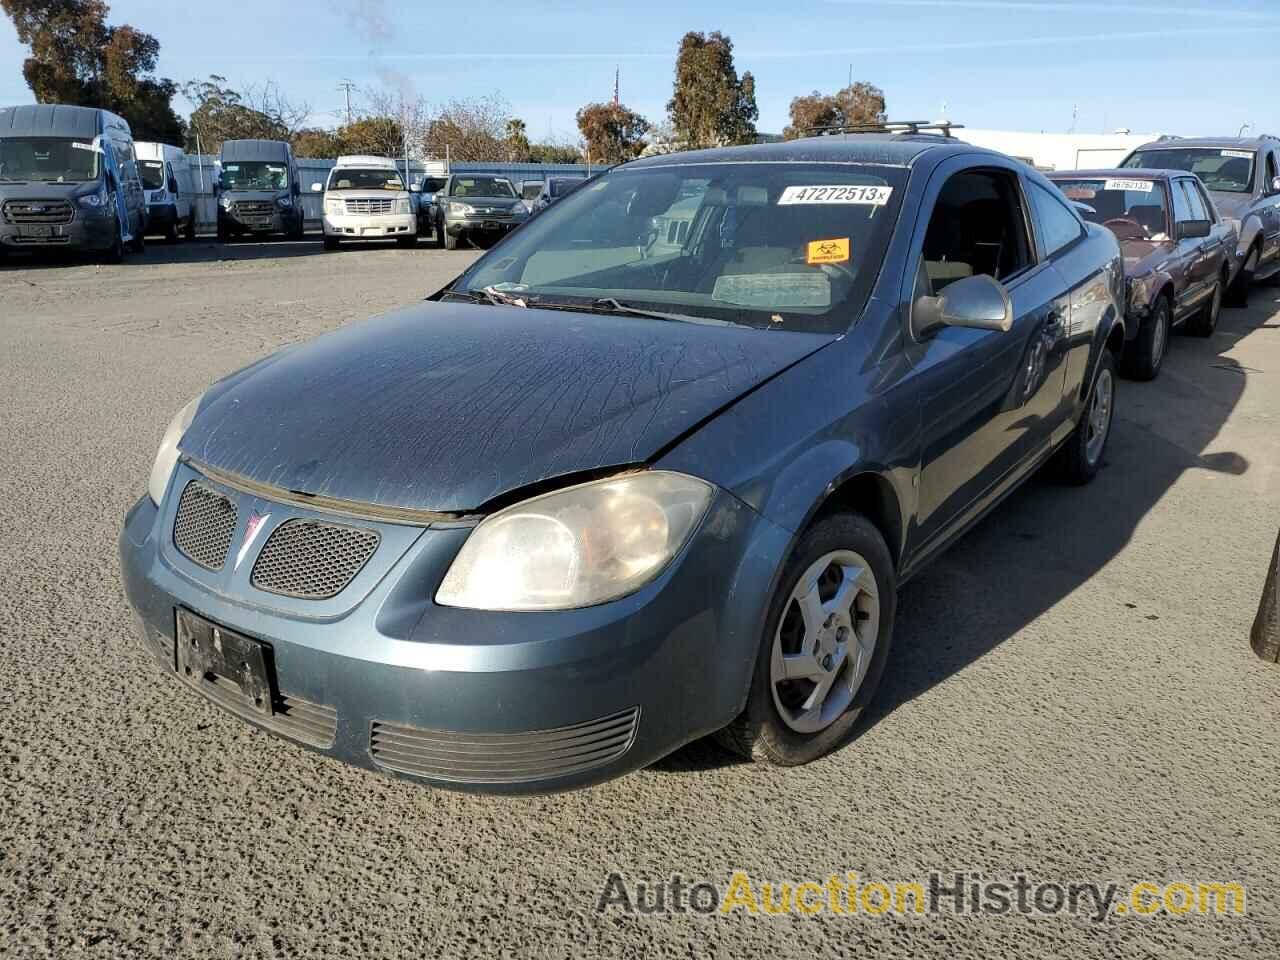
1122, 136, 1280, 306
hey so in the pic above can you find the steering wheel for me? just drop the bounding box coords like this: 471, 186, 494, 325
1102, 217, 1147, 241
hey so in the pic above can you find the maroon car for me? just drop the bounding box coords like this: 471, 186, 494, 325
1049, 170, 1237, 380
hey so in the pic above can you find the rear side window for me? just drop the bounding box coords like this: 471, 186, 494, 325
1171, 181, 1193, 223
1029, 181, 1084, 257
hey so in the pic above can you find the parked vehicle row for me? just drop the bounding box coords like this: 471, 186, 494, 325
122, 125, 1136, 793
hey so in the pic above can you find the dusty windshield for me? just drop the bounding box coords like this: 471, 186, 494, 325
221, 161, 288, 191
139, 160, 165, 190
1054, 178, 1170, 241
328, 168, 404, 191
0, 137, 101, 182
449, 176, 516, 198
454, 162, 907, 333
1123, 148, 1254, 194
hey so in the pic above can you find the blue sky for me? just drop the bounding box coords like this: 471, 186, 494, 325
1, 0, 1277, 141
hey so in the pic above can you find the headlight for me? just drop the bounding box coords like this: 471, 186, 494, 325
395, 197, 411, 214
436, 471, 714, 611
448, 201, 474, 216
277, 196, 292, 209
147, 395, 203, 505
219, 196, 231, 209
77, 192, 105, 208
1128, 276, 1150, 309
324, 198, 344, 215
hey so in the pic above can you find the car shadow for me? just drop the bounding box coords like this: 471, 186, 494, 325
655, 296, 1268, 775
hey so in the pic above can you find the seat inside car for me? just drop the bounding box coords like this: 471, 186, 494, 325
920, 170, 1029, 295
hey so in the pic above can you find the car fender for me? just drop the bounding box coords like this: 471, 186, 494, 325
1078, 301, 1124, 404
1237, 212, 1266, 260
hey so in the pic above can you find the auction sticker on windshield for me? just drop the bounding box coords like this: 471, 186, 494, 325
1222, 150, 1254, 160
1104, 179, 1154, 193
807, 237, 851, 265
778, 185, 893, 205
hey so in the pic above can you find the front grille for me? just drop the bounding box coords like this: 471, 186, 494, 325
173, 481, 238, 570
199, 674, 338, 748
471, 208, 512, 220
3, 200, 74, 224
231, 201, 275, 217
370, 707, 640, 784
342, 197, 395, 216
250, 519, 380, 600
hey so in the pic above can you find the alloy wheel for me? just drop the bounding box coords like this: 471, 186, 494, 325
770, 550, 880, 734
1085, 367, 1114, 465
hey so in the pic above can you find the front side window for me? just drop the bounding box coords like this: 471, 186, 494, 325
0, 137, 101, 182
1170, 179, 1193, 223
1029, 181, 1083, 257
1178, 180, 1208, 222
454, 162, 908, 334
1123, 148, 1255, 194
220, 161, 288, 190
1053, 178, 1169, 241
449, 177, 516, 198
139, 159, 165, 190
327, 168, 404, 191
917, 169, 1032, 296
549, 178, 582, 198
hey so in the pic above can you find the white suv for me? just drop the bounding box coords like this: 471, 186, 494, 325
319, 155, 416, 250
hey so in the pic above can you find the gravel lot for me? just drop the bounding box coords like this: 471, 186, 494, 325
1, 238, 1278, 959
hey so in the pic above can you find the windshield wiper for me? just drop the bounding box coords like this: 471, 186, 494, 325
479, 286, 528, 307
589, 297, 733, 326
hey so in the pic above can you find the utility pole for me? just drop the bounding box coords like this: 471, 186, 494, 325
337, 80, 357, 126
613, 66, 620, 106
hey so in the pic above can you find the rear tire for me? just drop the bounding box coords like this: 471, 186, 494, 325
1186, 275, 1223, 337
1057, 348, 1117, 485
1121, 296, 1169, 381
216, 222, 230, 243
716, 513, 896, 766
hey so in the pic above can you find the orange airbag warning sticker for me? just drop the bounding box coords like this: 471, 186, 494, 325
807, 237, 850, 265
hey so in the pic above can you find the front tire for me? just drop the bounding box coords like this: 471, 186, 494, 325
716, 513, 896, 766
102, 217, 125, 264
1225, 246, 1257, 308
323, 235, 339, 251
1121, 296, 1169, 381
1057, 348, 1117, 485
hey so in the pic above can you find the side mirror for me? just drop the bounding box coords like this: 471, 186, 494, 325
1176, 219, 1211, 241
310, 182, 323, 193
914, 274, 1014, 339
1270, 176, 1280, 196
409, 182, 420, 193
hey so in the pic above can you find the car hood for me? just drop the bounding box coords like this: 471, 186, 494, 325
0, 180, 101, 201
180, 302, 833, 513
1120, 238, 1176, 274
1206, 193, 1251, 220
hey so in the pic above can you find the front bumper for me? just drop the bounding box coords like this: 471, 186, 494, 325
323, 213, 415, 238
444, 216, 524, 237
219, 208, 290, 234
119, 463, 786, 793
0, 209, 117, 251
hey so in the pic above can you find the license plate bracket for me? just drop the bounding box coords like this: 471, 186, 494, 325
19, 224, 58, 238
482, 221, 499, 230
175, 609, 275, 716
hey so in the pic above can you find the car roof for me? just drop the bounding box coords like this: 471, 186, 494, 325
1049, 169, 1184, 182
624, 134, 991, 170
0, 103, 127, 139
1129, 136, 1278, 152
334, 155, 396, 168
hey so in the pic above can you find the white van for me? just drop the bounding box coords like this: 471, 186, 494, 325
317, 155, 416, 250
135, 141, 196, 241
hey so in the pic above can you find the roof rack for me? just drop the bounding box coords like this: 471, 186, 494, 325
805, 120, 965, 138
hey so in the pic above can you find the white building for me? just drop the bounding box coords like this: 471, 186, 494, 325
958, 128, 1174, 171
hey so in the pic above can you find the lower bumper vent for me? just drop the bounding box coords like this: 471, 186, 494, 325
370, 707, 640, 784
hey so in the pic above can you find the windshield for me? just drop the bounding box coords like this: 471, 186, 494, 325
0, 137, 101, 182
1052, 177, 1170, 241
328, 168, 404, 191
139, 159, 165, 190
453, 162, 907, 334
220, 160, 289, 191
550, 178, 583, 198
422, 176, 447, 194
1123, 148, 1255, 194
449, 176, 516, 198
